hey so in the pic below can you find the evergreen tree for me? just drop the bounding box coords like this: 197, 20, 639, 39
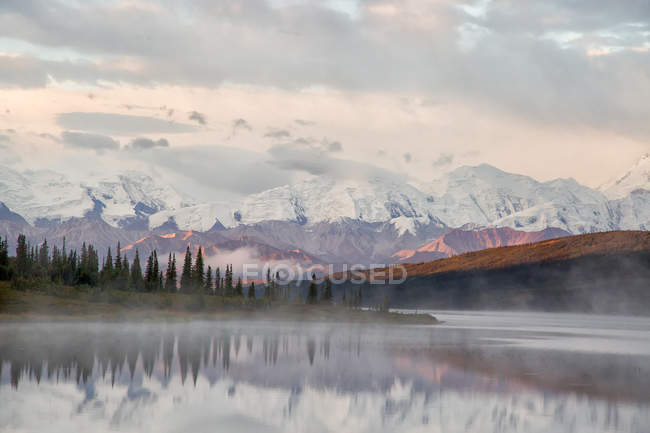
264, 268, 271, 300
144, 251, 155, 291
152, 250, 159, 291
164, 253, 175, 292
248, 281, 256, 300
235, 277, 243, 297
205, 265, 213, 294
171, 254, 177, 291
130, 250, 144, 291
15, 234, 28, 278
0, 236, 10, 280
119, 255, 130, 290
193, 247, 204, 290
101, 247, 114, 287
307, 273, 318, 304
114, 242, 122, 272
38, 239, 49, 272
180, 246, 193, 293
215, 266, 221, 295
225, 264, 234, 296
321, 277, 333, 303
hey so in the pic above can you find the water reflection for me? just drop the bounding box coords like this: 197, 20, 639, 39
0, 318, 649, 432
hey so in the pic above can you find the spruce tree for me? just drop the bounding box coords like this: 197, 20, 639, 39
171, 254, 177, 291
15, 234, 28, 278
321, 278, 333, 303
193, 247, 204, 290
205, 265, 213, 294
114, 242, 122, 272
165, 253, 175, 292
38, 239, 49, 272
144, 251, 154, 291
152, 250, 159, 291
235, 277, 243, 297
307, 273, 318, 304
120, 255, 130, 290
225, 264, 234, 296
0, 236, 10, 280
180, 246, 193, 293
101, 247, 114, 287
248, 281, 256, 300
215, 266, 221, 294
130, 250, 144, 291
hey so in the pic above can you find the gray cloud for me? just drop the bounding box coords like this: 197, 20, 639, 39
61, 131, 120, 153
38, 132, 60, 142
232, 118, 252, 136
56, 112, 198, 135
323, 139, 342, 153
267, 143, 404, 182
403, 153, 412, 163
139, 144, 293, 196
294, 119, 316, 126
188, 111, 206, 125
288, 136, 343, 153
0, 53, 151, 89
128, 137, 170, 151
264, 129, 291, 139
0, 134, 10, 143
0, 1, 648, 139
432, 153, 454, 167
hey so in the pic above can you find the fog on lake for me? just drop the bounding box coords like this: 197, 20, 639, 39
1, 311, 649, 433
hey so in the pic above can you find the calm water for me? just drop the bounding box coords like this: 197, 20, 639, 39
1, 311, 649, 433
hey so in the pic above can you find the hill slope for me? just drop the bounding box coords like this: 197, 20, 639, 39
386, 230, 650, 279
392, 226, 570, 263
335, 231, 650, 314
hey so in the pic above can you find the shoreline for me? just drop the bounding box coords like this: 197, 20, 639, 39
0, 286, 440, 325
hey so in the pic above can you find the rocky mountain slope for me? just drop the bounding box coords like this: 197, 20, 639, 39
393, 227, 570, 263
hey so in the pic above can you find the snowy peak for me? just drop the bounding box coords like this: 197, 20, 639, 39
601, 153, 650, 199
0, 167, 192, 228
419, 164, 613, 233
233, 176, 441, 229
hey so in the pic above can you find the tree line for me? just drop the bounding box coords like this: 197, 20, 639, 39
0, 234, 348, 305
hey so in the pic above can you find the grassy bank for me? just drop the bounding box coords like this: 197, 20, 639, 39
0, 282, 438, 324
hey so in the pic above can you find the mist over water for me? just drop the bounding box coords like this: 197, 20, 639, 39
1, 313, 649, 433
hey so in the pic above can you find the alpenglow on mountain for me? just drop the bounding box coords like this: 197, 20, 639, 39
1, 155, 649, 235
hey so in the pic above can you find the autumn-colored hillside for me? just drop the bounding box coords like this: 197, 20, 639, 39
350, 231, 650, 281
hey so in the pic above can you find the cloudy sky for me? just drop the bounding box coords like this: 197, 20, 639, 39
0, 0, 648, 200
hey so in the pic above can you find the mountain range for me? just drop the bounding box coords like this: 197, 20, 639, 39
0, 154, 648, 266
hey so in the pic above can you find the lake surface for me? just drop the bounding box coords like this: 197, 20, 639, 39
1, 311, 649, 433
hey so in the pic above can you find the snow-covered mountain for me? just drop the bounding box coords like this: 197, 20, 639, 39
150, 176, 446, 235
600, 153, 650, 199
2, 155, 649, 242
157, 163, 641, 235
418, 164, 616, 234
0, 165, 193, 228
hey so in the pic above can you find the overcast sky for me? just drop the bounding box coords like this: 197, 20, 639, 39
0, 0, 648, 200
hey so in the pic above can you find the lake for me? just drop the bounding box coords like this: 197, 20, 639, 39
1, 311, 649, 432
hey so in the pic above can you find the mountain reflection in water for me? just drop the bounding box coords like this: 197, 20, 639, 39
1, 313, 649, 433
